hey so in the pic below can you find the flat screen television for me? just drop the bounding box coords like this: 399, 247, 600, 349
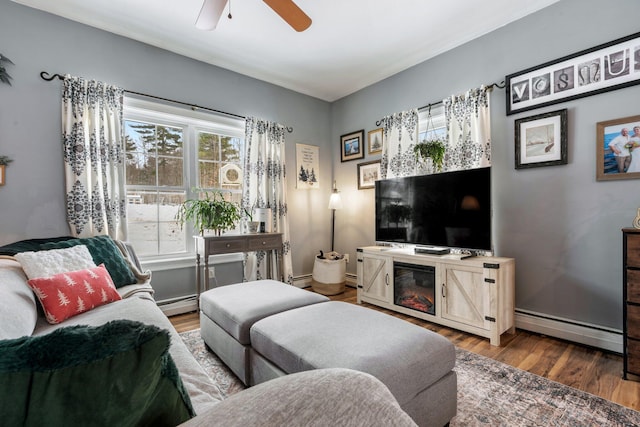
375, 167, 491, 252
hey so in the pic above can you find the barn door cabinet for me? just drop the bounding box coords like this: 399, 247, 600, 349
356, 246, 515, 346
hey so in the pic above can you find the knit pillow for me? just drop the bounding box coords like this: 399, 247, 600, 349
0, 320, 195, 427
41, 235, 136, 288
27, 264, 122, 324
14, 245, 96, 280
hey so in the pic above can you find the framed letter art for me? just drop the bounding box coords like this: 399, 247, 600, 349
515, 109, 567, 169
340, 129, 365, 162
506, 31, 640, 115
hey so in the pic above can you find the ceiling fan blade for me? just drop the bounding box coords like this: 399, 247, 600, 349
263, 0, 312, 32
195, 0, 228, 30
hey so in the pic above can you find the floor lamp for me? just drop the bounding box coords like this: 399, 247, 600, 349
328, 181, 343, 252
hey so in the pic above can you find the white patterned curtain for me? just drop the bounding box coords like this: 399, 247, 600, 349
442, 85, 491, 171
242, 117, 293, 284
380, 109, 419, 179
62, 75, 126, 239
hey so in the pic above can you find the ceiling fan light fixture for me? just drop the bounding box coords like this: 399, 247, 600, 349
195, 0, 228, 30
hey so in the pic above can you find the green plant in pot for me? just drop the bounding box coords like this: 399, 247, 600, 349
244, 207, 260, 233
175, 191, 241, 236
414, 139, 446, 172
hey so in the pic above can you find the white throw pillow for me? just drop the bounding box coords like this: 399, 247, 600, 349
0, 258, 38, 339
15, 245, 96, 279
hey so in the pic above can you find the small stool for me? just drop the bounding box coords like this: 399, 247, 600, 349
199, 280, 329, 384
250, 301, 457, 426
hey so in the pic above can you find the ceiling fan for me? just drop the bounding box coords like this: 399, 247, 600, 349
196, 0, 312, 32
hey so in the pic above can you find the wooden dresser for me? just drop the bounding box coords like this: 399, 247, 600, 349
623, 228, 640, 380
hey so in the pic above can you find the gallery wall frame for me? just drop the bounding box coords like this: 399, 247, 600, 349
357, 160, 381, 189
368, 128, 383, 155
295, 143, 320, 189
596, 114, 640, 181
515, 109, 567, 169
340, 129, 365, 162
506, 31, 640, 115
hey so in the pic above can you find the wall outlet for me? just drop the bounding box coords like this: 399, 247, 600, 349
208, 267, 216, 278
344, 254, 349, 263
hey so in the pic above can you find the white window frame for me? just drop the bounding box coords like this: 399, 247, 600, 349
123, 96, 245, 269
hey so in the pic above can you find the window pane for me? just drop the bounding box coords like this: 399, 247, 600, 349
126, 152, 156, 186
199, 160, 220, 188
156, 126, 184, 156
158, 156, 183, 186
221, 137, 242, 162
198, 132, 219, 161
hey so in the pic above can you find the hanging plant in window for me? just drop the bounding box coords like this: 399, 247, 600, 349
413, 106, 446, 172
0, 54, 14, 86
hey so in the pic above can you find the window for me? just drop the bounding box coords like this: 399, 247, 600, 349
123, 97, 244, 259
418, 105, 446, 143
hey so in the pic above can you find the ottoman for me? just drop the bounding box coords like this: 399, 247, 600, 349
250, 301, 457, 427
199, 280, 329, 385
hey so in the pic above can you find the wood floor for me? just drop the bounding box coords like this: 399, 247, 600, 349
169, 286, 640, 411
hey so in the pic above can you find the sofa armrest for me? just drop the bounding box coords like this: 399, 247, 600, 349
180, 368, 417, 427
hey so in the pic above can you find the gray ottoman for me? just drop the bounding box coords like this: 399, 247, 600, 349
250, 301, 457, 427
199, 280, 329, 384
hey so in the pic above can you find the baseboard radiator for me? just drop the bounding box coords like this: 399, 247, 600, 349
515, 309, 622, 354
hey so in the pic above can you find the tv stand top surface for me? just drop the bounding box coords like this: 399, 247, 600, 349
359, 246, 512, 264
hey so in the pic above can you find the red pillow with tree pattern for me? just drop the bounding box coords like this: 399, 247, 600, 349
27, 264, 122, 324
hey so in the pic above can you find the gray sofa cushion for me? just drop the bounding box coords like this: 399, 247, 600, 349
0, 258, 38, 340
199, 280, 328, 345
180, 368, 418, 427
251, 301, 456, 407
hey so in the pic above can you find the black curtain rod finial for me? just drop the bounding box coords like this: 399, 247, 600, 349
40, 71, 65, 81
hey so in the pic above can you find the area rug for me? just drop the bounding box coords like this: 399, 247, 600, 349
180, 329, 640, 426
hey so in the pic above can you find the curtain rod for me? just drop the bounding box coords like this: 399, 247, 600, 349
39, 71, 294, 133
375, 80, 506, 127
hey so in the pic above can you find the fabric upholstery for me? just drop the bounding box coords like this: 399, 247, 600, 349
199, 280, 328, 344
14, 245, 95, 280
251, 301, 456, 408
27, 264, 122, 324
41, 235, 137, 288
0, 320, 194, 427
32, 295, 223, 415
0, 258, 38, 340
180, 368, 418, 427
0, 236, 74, 256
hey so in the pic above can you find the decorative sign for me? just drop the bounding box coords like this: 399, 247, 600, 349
506, 32, 640, 115
296, 143, 319, 189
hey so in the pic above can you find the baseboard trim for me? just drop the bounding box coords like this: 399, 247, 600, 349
158, 295, 198, 317
515, 309, 623, 354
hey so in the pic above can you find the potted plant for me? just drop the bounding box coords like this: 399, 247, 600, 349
244, 207, 260, 233
175, 191, 241, 236
414, 139, 446, 172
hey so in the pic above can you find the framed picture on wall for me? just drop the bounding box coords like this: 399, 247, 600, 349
596, 114, 640, 181
357, 160, 381, 189
368, 128, 383, 154
515, 109, 568, 169
340, 129, 365, 162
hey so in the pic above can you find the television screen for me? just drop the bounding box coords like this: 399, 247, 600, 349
375, 167, 491, 251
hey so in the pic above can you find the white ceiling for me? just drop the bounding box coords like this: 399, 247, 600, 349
14, 0, 561, 102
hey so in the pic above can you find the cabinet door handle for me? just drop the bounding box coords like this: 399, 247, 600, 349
442, 283, 446, 298
385, 273, 390, 286
226, 243, 231, 248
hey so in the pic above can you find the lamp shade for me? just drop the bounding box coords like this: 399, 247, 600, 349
328, 192, 343, 210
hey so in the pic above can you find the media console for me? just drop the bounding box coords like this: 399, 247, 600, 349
356, 246, 515, 346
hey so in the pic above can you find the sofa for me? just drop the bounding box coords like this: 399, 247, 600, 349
0, 236, 417, 426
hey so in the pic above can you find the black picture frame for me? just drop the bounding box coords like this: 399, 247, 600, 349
357, 160, 381, 189
515, 109, 568, 169
506, 31, 640, 115
340, 129, 365, 162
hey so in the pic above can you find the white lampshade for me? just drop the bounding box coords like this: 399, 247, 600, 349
328, 192, 343, 210
328, 181, 343, 210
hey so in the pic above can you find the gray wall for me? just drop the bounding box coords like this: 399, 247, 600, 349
331, 0, 640, 330
0, 1, 333, 299
2, 0, 639, 331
